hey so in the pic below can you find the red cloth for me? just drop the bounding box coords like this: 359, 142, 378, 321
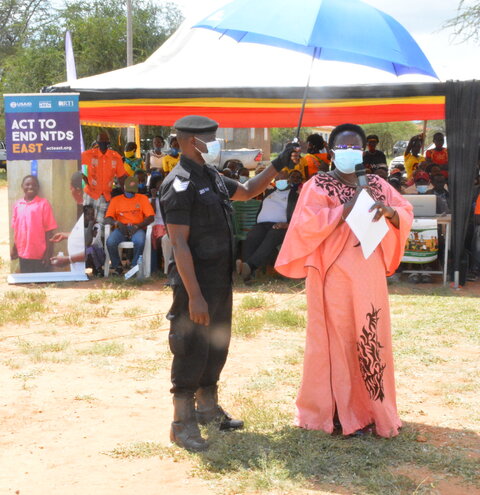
12, 196, 57, 260
275, 174, 413, 437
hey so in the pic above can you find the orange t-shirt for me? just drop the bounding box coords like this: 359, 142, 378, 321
426, 148, 448, 165
303, 153, 331, 177
105, 194, 155, 225
475, 195, 480, 215
82, 148, 126, 201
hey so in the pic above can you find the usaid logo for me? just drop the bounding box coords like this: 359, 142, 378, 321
39, 101, 52, 109
10, 101, 32, 109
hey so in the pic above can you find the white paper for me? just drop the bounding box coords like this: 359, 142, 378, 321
345, 189, 389, 259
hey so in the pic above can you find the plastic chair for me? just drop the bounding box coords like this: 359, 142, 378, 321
104, 224, 152, 277
232, 199, 261, 242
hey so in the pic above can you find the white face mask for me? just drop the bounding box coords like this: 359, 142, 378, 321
333, 149, 363, 174
239, 176, 248, 183
195, 138, 221, 163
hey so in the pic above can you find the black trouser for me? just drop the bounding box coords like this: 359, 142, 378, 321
168, 284, 233, 395
19, 258, 49, 273
243, 222, 286, 270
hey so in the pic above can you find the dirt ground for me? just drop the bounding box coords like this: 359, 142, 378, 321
0, 185, 478, 495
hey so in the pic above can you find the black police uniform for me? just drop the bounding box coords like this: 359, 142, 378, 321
160, 154, 239, 395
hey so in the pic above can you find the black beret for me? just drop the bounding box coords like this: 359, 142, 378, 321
174, 115, 219, 134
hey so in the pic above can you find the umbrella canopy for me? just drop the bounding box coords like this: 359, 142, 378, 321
194, 0, 437, 79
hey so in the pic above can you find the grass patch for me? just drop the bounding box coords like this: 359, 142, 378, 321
239, 294, 268, 310
93, 306, 111, 318
16, 339, 71, 363
264, 309, 306, 329
77, 341, 125, 357
123, 307, 141, 318
125, 356, 169, 377
187, 401, 479, 495
0, 289, 48, 326
232, 311, 265, 338
0, 169, 7, 187
62, 311, 83, 326
84, 288, 135, 305
106, 441, 173, 459
134, 316, 164, 331
74, 394, 97, 402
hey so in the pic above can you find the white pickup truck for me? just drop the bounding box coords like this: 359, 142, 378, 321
214, 147, 263, 171
0, 141, 7, 170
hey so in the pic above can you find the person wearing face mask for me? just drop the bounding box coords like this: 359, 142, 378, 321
81, 131, 127, 226
145, 135, 166, 175
403, 170, 431, 195
104, 175, 154, 276
160, 115, 300, 452
236, 170, 300, 282
275, 123, 413, 439
123, 142, 144, 176
162, 136, 181, 173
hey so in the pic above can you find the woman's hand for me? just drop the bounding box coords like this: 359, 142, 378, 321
369, 201, 398, 227
272, 222, 288, 230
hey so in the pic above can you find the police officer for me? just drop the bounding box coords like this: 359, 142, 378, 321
160, 115, 298, 451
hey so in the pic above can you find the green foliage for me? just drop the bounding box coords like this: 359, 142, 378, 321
444, 0, 480, 44
270, 127, 316, 152
362, 121, 419, 158
0, 0, 184, 124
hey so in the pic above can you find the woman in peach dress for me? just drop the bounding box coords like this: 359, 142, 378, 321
275, 124, 413, 438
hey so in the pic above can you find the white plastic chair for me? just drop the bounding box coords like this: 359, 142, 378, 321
104, 224, 152, 278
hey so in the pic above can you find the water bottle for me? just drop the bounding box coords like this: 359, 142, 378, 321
137, 255, 144, 280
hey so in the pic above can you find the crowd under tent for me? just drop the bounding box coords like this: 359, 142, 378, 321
46, 23, 480, 285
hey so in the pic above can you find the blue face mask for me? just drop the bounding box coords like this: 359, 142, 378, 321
416, 185, 429, 194
275, 180, 289, 191
124, 191, 135, 198
169, 147, 179, 157
333, 149, 363, 174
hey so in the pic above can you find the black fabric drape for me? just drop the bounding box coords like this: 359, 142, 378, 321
445, 80, 480, 281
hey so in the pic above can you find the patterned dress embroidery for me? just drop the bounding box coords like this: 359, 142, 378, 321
356, 305, 386, 402
314, 173, 386, 204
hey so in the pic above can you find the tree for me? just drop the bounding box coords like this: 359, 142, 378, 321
0, 0, 50, 58
444, 0, 480, 44
362, 122, 420, 158
0, 0, 183, 136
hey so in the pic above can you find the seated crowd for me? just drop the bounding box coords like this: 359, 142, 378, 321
80, 130, 480, 283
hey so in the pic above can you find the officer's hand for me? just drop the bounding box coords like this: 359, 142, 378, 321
189, 295, 210, 326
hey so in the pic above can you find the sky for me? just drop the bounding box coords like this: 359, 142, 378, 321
169, 0, 480, 82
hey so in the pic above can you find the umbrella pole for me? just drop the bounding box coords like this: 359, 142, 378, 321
295, 47, 319, 139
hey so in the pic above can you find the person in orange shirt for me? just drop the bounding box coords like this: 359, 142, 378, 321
104, 176, 154, 275
425, 132, 448, 179
299, 134, 331, 179
82, 132, 127, 224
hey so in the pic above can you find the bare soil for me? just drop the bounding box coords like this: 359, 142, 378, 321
0, 185, 478, 495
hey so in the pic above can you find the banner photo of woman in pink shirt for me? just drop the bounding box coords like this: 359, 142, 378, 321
11, 175, 58, 273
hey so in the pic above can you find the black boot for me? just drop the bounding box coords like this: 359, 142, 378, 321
170, 393, 208, 452
196, 385, 244, 431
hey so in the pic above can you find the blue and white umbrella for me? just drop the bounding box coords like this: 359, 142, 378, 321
194, 0, 437, 134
